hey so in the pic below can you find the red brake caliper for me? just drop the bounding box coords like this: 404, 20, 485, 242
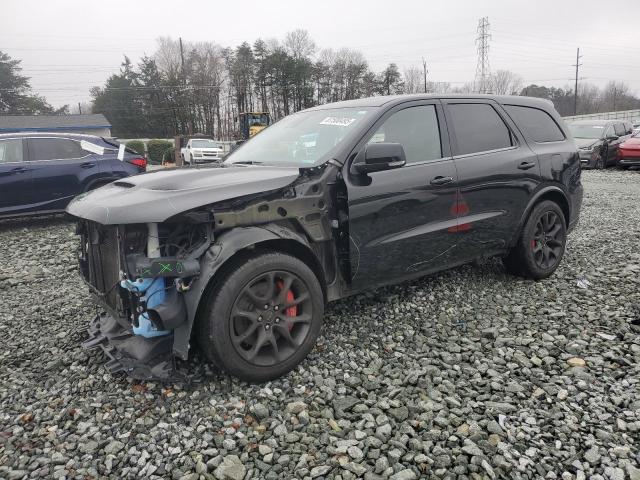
277, 280, 297, 331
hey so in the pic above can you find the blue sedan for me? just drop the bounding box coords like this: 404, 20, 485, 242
0, 132, 146, 218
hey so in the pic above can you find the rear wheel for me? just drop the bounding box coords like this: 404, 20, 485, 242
503, 200, 567, 280
197, 251, 324, 382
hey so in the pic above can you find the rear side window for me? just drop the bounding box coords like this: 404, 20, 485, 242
614, 123, 626, 136
447, 103, 513, 155
504, 105, 565, 143
28, 138, 85, 161
0, 139, 24, 163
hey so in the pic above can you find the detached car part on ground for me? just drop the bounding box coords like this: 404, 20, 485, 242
67, 94, 583, 382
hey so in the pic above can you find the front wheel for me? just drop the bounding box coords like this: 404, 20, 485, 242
503, 200, 567, 280
595, 148, 607, 169
197, 251, 324, 382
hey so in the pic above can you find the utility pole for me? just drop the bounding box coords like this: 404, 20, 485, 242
474, 17, 491, 94
573, 47, 582, 115
77, 102, 82, 115
422, 57, 428, 93
179, 37, 192, 136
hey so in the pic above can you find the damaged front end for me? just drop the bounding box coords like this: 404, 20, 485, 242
78, 220, 210, 380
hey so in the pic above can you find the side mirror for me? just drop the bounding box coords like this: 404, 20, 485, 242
606, 135, 619, 141
352, 142, 406, 175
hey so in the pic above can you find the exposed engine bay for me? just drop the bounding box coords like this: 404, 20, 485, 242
72, 164, 344, 380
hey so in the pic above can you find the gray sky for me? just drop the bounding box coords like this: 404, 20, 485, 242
2, 0, 638, 108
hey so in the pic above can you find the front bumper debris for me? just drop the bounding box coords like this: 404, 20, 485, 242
82, 312, 176, 380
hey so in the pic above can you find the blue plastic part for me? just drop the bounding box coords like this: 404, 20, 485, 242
120, 277, 170, 338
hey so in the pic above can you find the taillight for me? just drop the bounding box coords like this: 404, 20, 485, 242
128, 157, 147, 170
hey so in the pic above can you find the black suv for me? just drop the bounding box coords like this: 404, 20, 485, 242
68, 94, 583, 382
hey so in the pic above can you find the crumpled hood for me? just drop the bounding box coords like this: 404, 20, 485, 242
574, 138, 601, 149
67, 165, 300, 225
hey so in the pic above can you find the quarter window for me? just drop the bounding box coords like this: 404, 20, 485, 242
368, 105, 442, 164
447, 103, 513, 155
0, 139, 24, 163
28, 138, 85, 161
504, 105, 565, 143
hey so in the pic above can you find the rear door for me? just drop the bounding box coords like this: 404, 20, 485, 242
442, 99, 541, 261
0, 138, 33, 215
345, 100, 459, 288
26, 137, 98, 211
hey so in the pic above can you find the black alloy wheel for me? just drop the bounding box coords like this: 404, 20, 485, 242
503, 200, 567, 280
230, 270, 313, 367
530, 211, 564, 270
197, 251, 324, 382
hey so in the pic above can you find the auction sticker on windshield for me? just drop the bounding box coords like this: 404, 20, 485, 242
320, 117, 357, 127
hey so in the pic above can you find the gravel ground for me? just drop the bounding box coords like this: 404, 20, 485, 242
1, 170, 639, 480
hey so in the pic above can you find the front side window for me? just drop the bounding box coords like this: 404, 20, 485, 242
367, 105, 442, 164
0, 139, 24, 163
504, 105, 565, 143
28, 138, 85, 161
447, 103, 513, 155
614, 123, 626, 136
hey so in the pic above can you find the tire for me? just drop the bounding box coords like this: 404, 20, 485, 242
197, 251, 324, 382
503, 200, 567, 280
189, 154, 194, 165
595, 153, 605, 169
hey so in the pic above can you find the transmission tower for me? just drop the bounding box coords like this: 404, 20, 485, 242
474, 17, 491, 94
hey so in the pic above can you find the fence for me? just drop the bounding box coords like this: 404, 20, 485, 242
563, 109, 640, 123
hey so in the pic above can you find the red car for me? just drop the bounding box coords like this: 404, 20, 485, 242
618, 131, 640, 169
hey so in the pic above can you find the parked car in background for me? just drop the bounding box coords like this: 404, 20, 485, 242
632, 122, 640, 135
618, 131, 640, 169
569, 119, 633, 169
0, 132, 146, 218
68, 94, 582, 382
181, 138, 224, 165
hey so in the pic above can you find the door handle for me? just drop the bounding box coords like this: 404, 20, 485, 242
430, 176, 454, 186
10, 167, 29, 174
81, 162, 97, 168
518, 161, 536, 170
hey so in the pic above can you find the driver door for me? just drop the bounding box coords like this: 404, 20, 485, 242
344, 101, 459, 289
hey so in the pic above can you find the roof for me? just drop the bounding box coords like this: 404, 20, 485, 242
0, 131, 106, 140
305, 93, 554, 111
0, 114, 111, 132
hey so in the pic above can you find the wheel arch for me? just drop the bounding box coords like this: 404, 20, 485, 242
173, 224, 326, 361
512, 186, 570, 246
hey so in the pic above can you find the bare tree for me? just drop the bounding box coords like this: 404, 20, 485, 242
284, 29, 316, 59
490, 70, 523, 95
403, 66, 423, 94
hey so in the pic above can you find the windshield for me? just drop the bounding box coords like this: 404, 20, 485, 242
192, 140, 219, 148
569, 124, 605, 139
248, 113, 269, 126
226, 107, 376, 167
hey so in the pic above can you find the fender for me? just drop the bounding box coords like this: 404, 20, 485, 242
510, 184, 570, 247
83, 176, 120, 192
172, 224, 316, 360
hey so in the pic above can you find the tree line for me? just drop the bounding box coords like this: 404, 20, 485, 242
2, 32, 639, 139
